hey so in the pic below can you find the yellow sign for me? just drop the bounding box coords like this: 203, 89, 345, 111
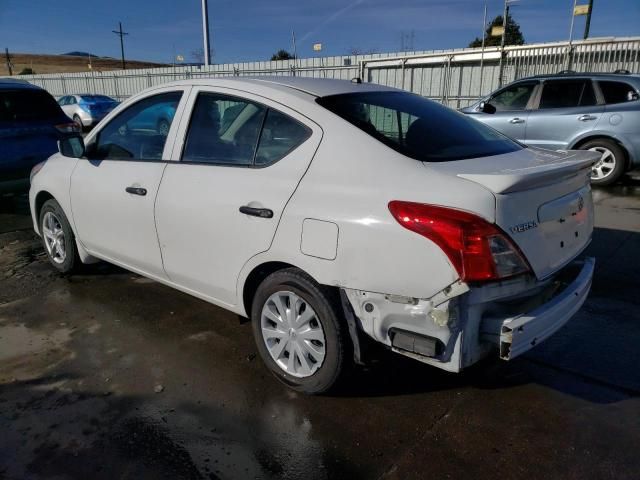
574, 4, 590, 15
491, 26, 504, 37
313, 43, 323, 52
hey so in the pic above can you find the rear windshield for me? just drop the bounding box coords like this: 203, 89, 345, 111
80, 95, 116, 103
0, 89, 62, 122
317, 91, 522, 162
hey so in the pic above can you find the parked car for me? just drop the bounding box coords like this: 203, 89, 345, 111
0, 79, 80, 194
30, 77, 596, 393
58, 94, 119, 129
461, 71, 640, 186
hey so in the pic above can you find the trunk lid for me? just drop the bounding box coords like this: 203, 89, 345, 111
428, 147, 597, 280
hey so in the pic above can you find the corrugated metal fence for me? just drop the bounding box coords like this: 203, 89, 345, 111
12, 37, 640, 108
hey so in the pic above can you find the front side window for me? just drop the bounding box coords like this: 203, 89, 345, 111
182, 92, 311, 166
90, 91, 182, 161
598, 81, 639, 104
317, 91, 521, 162
489, 82, 537, 112
58, 96, 67, 106
539, 80, 596, 109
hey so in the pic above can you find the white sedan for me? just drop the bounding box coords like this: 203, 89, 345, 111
29, 77, 596, 393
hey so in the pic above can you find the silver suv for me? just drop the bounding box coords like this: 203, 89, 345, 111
462, 72, 640, 186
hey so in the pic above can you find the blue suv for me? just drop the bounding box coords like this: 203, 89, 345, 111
1, 79, 80, 194
462, 72, 640, 186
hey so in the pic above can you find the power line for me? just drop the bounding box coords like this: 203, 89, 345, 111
112, 22, 129, 70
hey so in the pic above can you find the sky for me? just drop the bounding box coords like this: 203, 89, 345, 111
0, 0, 638, 64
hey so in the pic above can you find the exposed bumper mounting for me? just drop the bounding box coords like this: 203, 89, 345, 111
499, 257, 595, 360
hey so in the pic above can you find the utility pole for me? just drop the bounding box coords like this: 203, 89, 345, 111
201, 0, 211, 66
479, 1, 488, 97
291, 30, 298, 75
4, 48, 13, 76
497, 0, 510, 87
583, 0, 594, 39
112, 22, 128, 70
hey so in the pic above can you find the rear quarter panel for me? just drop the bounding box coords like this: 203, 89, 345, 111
238, 106, 497, 303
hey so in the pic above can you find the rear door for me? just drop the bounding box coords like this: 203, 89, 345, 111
70, 87, 188, 278
525, 78, 604, 150
155, 87, 321, 306
473, 81, 538, 142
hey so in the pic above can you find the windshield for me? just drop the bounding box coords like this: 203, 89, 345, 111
0, 89, 62, 122
317, 91, 522, 162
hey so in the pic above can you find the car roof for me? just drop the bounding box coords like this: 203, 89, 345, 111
0, 78, 41, 90
162, 76, 396, 99
515, 71, 640, 82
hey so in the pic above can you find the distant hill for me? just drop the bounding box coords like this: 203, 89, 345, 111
4, 53, 167, 75
62, 51, 96, 57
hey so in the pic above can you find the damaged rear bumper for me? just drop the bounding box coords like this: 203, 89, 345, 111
497, 257, 594, 360
342, 257, 594, 372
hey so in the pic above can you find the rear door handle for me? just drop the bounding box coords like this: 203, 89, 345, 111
239, 205, 273, 218
510, 117, 525, 124
125, 186, 147, 196
578, 114, 597, 121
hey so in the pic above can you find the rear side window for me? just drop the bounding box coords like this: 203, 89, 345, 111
0, 89, 62, 122
182, 93, 267, 166
317, 91, 521, 162
183, 92, 310, 166
255, 109, 311, 166
539, 80, 596, 109
598, 81, 639, 104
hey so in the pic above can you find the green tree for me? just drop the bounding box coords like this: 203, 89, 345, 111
18, 67, 35, 75
469, 13, 525, 48
270, 49, 295, 61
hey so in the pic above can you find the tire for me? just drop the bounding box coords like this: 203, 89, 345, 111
251, 268, 349, 394
581, 138, 626, 186
39, 199, 80, 274
73, 114, 84, 130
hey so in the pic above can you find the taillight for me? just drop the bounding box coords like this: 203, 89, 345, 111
55, 122, 81, 134
388, 201, 531, 282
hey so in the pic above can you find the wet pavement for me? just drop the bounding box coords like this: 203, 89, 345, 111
1, 175, 639, 479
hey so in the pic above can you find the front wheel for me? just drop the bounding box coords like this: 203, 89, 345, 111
582, 138, 626, 186
39, 199, 80, 273
251, 268, 349, 394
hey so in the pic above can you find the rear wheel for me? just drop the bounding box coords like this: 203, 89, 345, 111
581, 138, 626, 186
251, 268, 349, 394
39, 199, 80, 274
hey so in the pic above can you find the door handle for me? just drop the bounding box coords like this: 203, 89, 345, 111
239, 205, 273, 218
578, 114, 597, 121
125, 186, 147, 196
509, 117, 525, 124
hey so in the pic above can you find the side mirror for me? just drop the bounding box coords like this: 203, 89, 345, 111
479, 101, 497, 114
57, 136, 85, 158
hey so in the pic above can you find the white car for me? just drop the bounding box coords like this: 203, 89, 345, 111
29, 77, 596, 394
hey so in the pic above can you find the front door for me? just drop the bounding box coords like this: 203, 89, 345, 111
155, 88, 321, 306
70, 88, 188, 278
475, 81, 539, 142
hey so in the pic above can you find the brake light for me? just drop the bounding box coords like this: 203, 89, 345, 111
55, 122, 81, 134
388, 201, 531, 282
